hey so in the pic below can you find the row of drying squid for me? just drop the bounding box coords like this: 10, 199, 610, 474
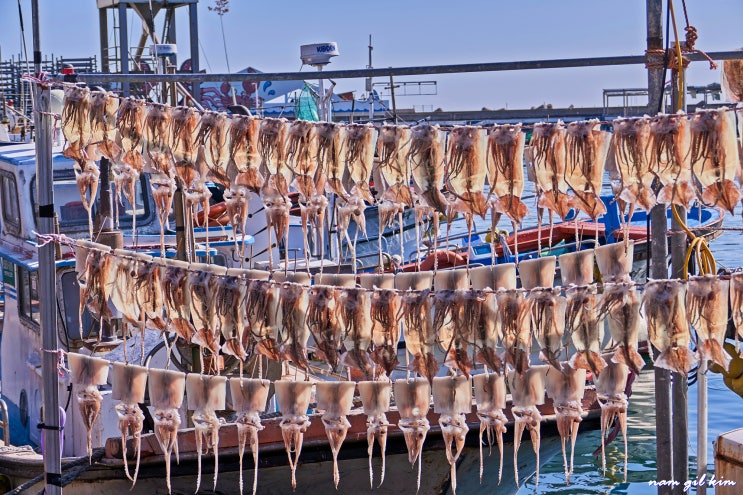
60, 85, 743, 268
74, 230, 743, 493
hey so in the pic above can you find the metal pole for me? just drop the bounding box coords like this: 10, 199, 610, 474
646, 1, 674, 494
389, 73, 398, 124
670, 65, 689, 495
318, 66, 325, 121
99, 9, 109, 74
188, 2, 200, 103
367, 34, 373, 121
59, 50, 743, 85
31, 1, 62, 492
119, 2, 129, 96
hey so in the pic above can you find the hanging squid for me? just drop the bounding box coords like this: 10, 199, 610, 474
258, 117, 290, 196
472, 372, 507, 484
358, 380, 392, 488
545, 364, 586, 485
161, 261, 195, 344
644, 280, 698, 374
401, 288, 438, 383
507, 365, 548, 487
186, 374, 227, 493
278, 282, 311, 373
528, 287, 567, 370
497, 289, 531, 374
595, 361, 630, 480
67, 353, 109, 462
446, 125, 488, 218
229, 378, 270, 495
409, 124, 448, 214
687, 275, 731, 370
147, 368, 185, 495
338, 287, 374, 379
566, 283, 606, 376
316, 381, 356, 489
111, 362, 147, 486
229, 114, 264, 193
306, 284, 343, 370
486, 123, 529, 225
195, 110, 231, 187
598, 282, 646, 374
648, 111, 696, 207
369, 288, 402, 377
275, 380, 313, 491
610, 116, 656, 214
394, 378, 431, 492
245, 278, 281, 361
432, 376, 471, 495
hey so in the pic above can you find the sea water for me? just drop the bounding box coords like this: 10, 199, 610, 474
515, 204, 743, 494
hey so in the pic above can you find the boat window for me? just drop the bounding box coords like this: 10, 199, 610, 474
60, 271, 95, 341
18, 267, 40, 327
31, 172, 150, 230
0, 172, 20, 235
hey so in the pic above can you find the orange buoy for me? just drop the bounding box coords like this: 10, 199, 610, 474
418, 250, 467, 271
195, 201, 230, 227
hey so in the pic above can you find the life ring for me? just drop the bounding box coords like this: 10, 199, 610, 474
195, 201, 230, 227
418, 250, 467, 271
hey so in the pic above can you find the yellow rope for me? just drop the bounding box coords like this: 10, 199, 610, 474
669, 0, 685, 112
672, 204, 716, 278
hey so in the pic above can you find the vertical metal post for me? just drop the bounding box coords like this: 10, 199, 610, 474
189, 2, 200, 103
99, 8, 109, 73
389, 73, 398, 124
670, 67, 689, 495
119, 2, 129, 96
647, 1, 674, 493
367, 34, 374, 121
318, 66, 325, 121
31, 1, 62, 492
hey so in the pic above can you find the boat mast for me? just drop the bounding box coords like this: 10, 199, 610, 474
31, 0, 62, 492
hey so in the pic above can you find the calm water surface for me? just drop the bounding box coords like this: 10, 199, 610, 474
514, 205, 743, 494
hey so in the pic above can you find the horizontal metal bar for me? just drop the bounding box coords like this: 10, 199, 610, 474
55, 50, 743, 84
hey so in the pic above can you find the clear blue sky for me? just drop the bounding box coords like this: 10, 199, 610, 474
1, 0, 741, 110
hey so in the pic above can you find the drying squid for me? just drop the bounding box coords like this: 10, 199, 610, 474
278, 282, 311, 372
188, 267, 220, 363
111, 362, 147, 486
566, 284, 606, 376
528, 288, 567, 370
446, 125, 488, 217
435, 289, 473, 377
115, 97, 146, 166
401, 288, 438, 383
224, 185, 251, 261
74, 158, 100, 238
648, 112, 696, 207
275, 380, 313, 490
598, 282, 646, 374
186, 374, 227, 492
610, 116, 656, 212
595, 361, 630, 480
150, 173, 176, 255
472, 372, 507, 484
245, 278, 281, 361
338, 287, 374, 379
432, 376, 471, 495
316, 381, 356, 489
497, 289, 531, 374
687, 275, 731, 370
689, 108, 741, 213
315, 122, 347, 199
229, 378, 270, 495
62, 85, 92, 164
358, 381, 392, 488
394, 378, 431, 492
286, 119, 319, 199
336, 192, 367, 271
258, 117, 290, 196
408, 124, 448, 214
643, 279, 698, 374
79, 247, 116, 324
132, 255, 167, 348
508, 365, 548, 487
262, 177, 291, 269
142, 102, 174, 175
89, 90, 120, 160
170, 105, 201, 187
487, 124, 529, 224
564, 119, 610, 219
229, 115, 264, 193
370, 288, 402, 376
108, 253, 141, 360
545, 364, 586, 484
377, 124, 413, 206
148, 368, 185, 495
344, 123, 378, 204
306, 285, 343, 369
530, 121, 571, 220
162, 261, 195, 343
466, 289, 502, 373
731, 272, 743, 343
211, 273, 247, 359
196, 110, 231, 186
67, 353, 109, 462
